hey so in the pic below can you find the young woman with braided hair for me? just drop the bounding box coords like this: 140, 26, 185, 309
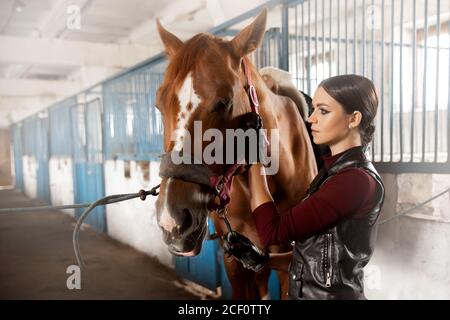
248, 74, 385, 300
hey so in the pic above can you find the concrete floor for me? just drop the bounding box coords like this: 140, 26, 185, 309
0, 189, 201, 300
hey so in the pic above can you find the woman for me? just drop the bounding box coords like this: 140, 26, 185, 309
247, 74, 385, 299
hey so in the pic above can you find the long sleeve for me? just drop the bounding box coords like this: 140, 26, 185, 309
252, 167, 378, 247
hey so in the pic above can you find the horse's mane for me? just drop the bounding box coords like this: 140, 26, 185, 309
259, 67, 309, 121
259, 66, 329, 168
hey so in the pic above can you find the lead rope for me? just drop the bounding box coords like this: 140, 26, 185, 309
0, 185, 161, 268
73, 184, 160, 269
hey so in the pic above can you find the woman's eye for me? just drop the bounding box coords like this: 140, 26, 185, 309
320, 109, 329, 115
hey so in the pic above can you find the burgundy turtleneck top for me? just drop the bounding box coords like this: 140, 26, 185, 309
252, 147, 378, 247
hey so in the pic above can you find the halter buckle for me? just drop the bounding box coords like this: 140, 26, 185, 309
248, 85, 259, 109
214, 175, 224, 194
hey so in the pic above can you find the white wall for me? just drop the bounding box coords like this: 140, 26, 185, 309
49, 157, 75, 216
365, 173, 450, 299
22, 155, 37, 198
104, 160, 173, 268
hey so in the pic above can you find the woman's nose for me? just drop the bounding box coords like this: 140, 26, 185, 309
307, 113, 316, 124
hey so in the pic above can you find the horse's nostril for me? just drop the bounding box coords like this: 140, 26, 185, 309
179, 208, 193, 234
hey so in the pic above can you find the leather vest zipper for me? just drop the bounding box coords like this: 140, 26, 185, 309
324, 233, 333, 287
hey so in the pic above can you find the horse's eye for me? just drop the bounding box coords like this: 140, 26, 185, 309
212, 98, 232, 113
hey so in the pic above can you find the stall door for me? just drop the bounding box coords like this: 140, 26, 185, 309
72, 99, 106, 233
12, 125, 24, 191
35, 116, 51, 203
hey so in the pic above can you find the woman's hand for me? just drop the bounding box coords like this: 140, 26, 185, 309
248, 163, 274, 211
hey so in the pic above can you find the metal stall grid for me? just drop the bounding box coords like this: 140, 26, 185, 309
285, 0, 450, 173
21, 113, 51, 203
71, 92, 107, 233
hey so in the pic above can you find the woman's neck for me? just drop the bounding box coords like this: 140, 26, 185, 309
329, 135, 362, 156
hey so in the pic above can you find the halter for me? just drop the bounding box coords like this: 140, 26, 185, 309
243, 58, 260, 114
159, 58, 266, 232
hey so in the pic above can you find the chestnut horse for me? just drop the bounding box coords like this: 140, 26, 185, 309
154, 9, 317, 299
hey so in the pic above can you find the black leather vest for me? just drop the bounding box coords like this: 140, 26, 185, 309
288, 146, 385, 300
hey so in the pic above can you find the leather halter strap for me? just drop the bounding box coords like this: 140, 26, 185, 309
242, 58, 260, 114
242, 58, 270, 148
208, 59, 266, 210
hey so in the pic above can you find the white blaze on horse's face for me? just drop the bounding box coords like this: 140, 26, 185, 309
173, 73, 201, 151
158, 178, 178, 233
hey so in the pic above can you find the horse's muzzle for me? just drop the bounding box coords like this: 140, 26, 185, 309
165, 222, 207, 256
156, 178, 210, 256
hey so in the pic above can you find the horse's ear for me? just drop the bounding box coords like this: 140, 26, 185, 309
156, 19, 183, 59
230, 8, 267, 58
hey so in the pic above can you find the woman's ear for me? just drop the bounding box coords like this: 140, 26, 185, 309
348, 111, 362, 129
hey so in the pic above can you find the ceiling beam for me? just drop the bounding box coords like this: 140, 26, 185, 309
0, 78, 81, 97
0, 35, 155, 68
118, 0, 206, 45
0, 96, 58, 128
205, 0, 226, 26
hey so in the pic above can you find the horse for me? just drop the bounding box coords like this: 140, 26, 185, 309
154, 9, 318, 299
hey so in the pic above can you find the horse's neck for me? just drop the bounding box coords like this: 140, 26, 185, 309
254, 78, 290, 134
258, 66, 309, 120
253, 78, 317, 206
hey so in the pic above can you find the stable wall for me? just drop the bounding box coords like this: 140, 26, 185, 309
49, 157, 75, 216
104, 159, 173, 268
366, 173, 450, 299
22, 155, 37, 199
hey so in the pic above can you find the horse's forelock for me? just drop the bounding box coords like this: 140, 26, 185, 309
167, 34, 226, 82
162, 33, 236, 115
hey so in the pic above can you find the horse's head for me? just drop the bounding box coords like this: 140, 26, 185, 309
154, 10, 267, 256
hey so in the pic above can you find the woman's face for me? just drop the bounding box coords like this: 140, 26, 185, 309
308, 86, 353, 146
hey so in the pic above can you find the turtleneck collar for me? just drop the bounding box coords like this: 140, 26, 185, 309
323, 146, 364, 170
